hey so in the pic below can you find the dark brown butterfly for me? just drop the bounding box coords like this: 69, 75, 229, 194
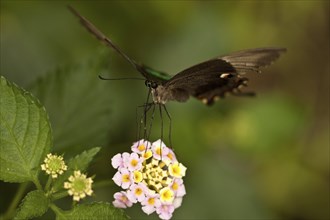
68, 6, 286, 107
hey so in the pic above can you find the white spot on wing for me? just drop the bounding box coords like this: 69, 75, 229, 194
220, 73, 231, 78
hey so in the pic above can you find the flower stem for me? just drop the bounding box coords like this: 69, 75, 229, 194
51, 191, 69, 201
45, 175, 52, 191
32, 176, 42, 190
2, 182, 29, 220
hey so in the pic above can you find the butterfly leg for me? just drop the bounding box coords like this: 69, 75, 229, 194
143, 89, 152, 139
157, 104, 163, 158
136, 102, 153, 141
159, 104, 164, 146
135, 106, 139, 141
146, 104, 156, 141
142, 103, 153, 140
163, 104, 173, 148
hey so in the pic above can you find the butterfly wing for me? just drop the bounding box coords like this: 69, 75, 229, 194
221, 47, 287, 74
162, 48, 286, 105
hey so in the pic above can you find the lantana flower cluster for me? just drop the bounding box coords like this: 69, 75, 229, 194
111, 139, 187, 220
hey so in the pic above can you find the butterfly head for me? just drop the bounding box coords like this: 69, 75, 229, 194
145, 80, 158, 89
145, 80, 164, 104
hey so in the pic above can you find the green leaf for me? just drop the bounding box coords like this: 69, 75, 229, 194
67, 147, 101, 170
29, 59, 113, 154
14, 190, 49, 220
52, 147, 101, 191
54, 202, 129, 220
0, 76, 52, 183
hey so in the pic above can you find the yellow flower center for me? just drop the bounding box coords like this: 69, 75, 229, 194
138, 144, 146, 151
147, 197, 155, 205
122, 174, 130, 183
167, 153, 174, 160
155, 147, 161, 156
142, 150, 152, 160
130, 159, 138, 167
169, 162, 186, 178
133, 171, 143, 183
159, 187, 174, 203
172, 182, 179, 191
121, 195, 128, 202
135, 188, 143, 196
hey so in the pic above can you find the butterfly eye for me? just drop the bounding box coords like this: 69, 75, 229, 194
150, 82, 158, 89
144, 80, 151, 87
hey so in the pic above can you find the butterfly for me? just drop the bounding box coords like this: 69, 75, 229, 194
68, 6, 286, 143
68, 6, 286, 106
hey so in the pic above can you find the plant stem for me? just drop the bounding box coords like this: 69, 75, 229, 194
2, 182, 28, 220
52, 190, 69, 200
32, 176, 42, 190
45, 175, 52, 191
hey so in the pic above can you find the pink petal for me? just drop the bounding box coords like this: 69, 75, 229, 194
173, 197, 183, 209
176, 184, 186, 197
122, 152, 130, 167
111, 153, 122, 169
112, 171, 122, 187
122, 180, 131, 189
159, 212, 173, 220
113, 200, 126, 208
126, 188, 138, 203
142, 205, 156, 215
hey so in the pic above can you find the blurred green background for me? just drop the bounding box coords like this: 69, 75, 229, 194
1, 1, 329, 219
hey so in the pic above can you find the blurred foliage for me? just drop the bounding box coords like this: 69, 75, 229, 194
1, 1, 329, 220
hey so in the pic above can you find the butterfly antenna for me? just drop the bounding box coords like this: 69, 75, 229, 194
68, 5, 146, 75
98, 75, 145, 81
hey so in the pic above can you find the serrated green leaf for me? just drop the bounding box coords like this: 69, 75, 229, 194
29, 59, 113, 154
68, 147, 101, 170
14, 190, 49, 220
0, 76, 52, 183
55, 202, 129, 220
52, 147, 100, 191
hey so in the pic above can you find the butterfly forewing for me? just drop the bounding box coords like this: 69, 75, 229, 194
221, 47, 287, 74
